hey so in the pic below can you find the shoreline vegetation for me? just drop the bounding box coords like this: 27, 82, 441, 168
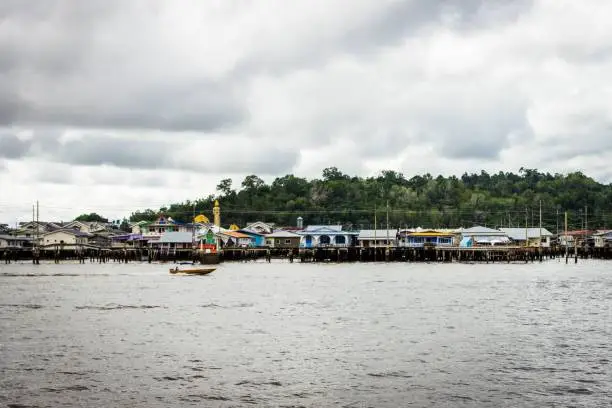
121, 168, 611, 231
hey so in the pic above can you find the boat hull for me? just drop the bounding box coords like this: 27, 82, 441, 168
169, 267, 215, 276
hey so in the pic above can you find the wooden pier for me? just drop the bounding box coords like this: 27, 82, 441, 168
2, 246, 610, 265
220, 246, 611, 264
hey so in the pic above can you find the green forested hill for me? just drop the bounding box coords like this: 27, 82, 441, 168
128, 168, 612, 231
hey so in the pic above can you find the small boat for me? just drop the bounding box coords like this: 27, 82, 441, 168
169, 267, 216, 276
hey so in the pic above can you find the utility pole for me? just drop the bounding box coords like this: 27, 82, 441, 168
386, 200, 389, 248
192, 202, 196, 250
36, 201, 39, 245
525, 208, 528, 247
374, 205, 377, 262
584, 205, 588, 255
564, 211, 568, 262
539, 200, 542, 247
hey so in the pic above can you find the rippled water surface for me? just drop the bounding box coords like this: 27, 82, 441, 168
1, 260, 611, 407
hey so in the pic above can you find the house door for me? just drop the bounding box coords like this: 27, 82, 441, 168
304, 235, 313, 247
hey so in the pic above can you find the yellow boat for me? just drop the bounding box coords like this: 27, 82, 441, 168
169, 267, 216, 276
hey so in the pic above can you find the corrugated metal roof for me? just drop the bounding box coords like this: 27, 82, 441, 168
0, 235, 33, 241
266, 230, 301, 238
157, 232, 193, 243
499, 228, 553, 240
408, 231, 454, 237
42, 228, 92, 237
219, 231, 251, 239
304, 225, 342, 232
357, 230, 397, 239
461, 226, 504, 235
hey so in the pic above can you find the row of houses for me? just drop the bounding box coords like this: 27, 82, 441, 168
2, 215, 611, 252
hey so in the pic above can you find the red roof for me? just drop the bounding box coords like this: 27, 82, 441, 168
560, 230, 593, 236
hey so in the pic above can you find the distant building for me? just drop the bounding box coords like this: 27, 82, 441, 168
111, 234, 148, 249
557, 230, 593, 248
242, 221, 275, 235
0, 235, 33, 249
217, 230, 253, 247
398, 230, 454, 248
459, 226, 510, 247
499, 228, 553, 247
265, 230, 301, 248
143, 215, 194, 237
593, 230, 612, 248
238, 229, 267, 247
357, 229, 398, 247
149, 232, 194, 254
297, 225, 358, 248
39, 229, 92, 248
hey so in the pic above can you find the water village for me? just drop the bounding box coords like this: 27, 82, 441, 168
1, 200, 611, 265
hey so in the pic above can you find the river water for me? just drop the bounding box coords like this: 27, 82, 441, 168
1, 260, 611, 407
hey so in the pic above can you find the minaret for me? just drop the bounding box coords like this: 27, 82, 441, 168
213, 200, 221, 227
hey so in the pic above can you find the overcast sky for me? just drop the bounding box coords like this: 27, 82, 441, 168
1, 0, 611, 224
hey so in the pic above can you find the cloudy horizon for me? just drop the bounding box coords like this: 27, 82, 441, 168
2, 0, 612, 224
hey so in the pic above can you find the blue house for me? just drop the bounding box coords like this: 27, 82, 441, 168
239, 221, 275, 247
238, 230, 266, 247
399, 230, 455, 248
297, 225, 358, 248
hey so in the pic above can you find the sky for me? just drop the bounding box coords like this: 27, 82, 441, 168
1, 0, 612, 224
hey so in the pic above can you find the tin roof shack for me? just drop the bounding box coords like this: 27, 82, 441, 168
593, 230, 612, 248
0, 235, 33, 249
398, 230, 454, 248
149, 232, 194, 255
459, 226, 510, 247
357, 229, 398, 248
217, 231, 253, 248
265, 230, 301, 248
39, 229, 92, 249
557, 230, 594, 249
499, 228, 554, 247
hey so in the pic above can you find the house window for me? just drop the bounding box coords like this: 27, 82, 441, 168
284, 239, 291, 244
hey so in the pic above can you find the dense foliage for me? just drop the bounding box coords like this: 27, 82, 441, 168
75, 213, 108, 223
128, 168, 612, 231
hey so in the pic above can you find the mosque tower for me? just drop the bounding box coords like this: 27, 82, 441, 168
213, 200, 221, 227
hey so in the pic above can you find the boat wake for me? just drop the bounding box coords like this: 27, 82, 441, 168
75, 304, 165, 311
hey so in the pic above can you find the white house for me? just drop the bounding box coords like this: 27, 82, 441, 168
0, 235, 33, 249
357, 230, 398, 247
242, 221, 275, 235
499, 228, 554, 247
39, 229, 92, 248
149, 232, 194, 253
297, 225, 358, 248
459, 226, 510, 246
593, 230, 612, 248
64, 220, 110, 234
130, 220, 150, 234
16, 221, 62, 237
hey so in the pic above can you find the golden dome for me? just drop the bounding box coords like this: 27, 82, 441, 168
194, 214, 209, 223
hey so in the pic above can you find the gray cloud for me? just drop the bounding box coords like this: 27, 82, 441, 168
235, 0, 533, 77
0, 133, 31, 158
0, 1, 247, 132
0, 130, 299, 175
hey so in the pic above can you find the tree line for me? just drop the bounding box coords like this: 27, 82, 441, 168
119, 168, 612, 232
